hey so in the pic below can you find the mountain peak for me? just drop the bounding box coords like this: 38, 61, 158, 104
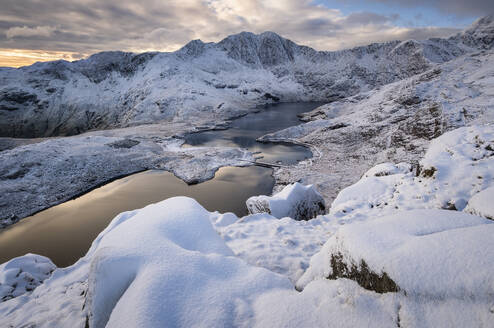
177, 39, 208, 58
458, 14, 494, 49
217, 31, 298, 67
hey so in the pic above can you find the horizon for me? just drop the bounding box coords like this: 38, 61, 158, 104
0, 1, 492, 68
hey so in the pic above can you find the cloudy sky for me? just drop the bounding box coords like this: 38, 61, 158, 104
0, 0, 491, 67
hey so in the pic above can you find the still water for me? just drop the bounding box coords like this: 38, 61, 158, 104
0, 102, 323, 267
185, 102, 322, 165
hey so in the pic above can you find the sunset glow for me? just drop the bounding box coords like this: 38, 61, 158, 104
0, 49, 85, 67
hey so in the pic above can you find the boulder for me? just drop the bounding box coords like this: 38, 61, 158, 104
246, 183, 325, 221
297, 209, 494, 300
465, 186, 494, 220
0, 254, 56, 302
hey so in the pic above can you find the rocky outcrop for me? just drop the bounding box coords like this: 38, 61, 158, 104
456, 15, 494, 49
296, 209, 494, 299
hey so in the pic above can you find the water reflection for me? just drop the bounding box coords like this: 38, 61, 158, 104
184, 102, 323, 164
0, 102, 323, 267
0, 167, 273, 267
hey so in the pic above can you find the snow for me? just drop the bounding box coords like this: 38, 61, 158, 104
253, 279, 400, 328
213, 212, 239, 227
329, 175, 399, 217
269, 48, 494, 206
0, 254, 55, 302
465, 186, 494, 219
0, 15, 494, 328
216, 212, 332, 282
246, 182, 325, 221
297, 210, 493, 294
87, 196, 283, 327
2, 121, 494, 326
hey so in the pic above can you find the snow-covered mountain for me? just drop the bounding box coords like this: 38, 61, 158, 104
265, 45, 494, 204
1, 14, 494, 328
1, 15, 493, 138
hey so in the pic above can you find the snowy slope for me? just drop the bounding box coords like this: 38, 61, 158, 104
213, 125, 494, 283
1, 16, 493, 138
265, 44, 494, 205
2, 125, 494, 327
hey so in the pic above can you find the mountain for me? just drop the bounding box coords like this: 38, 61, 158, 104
1, 15, 493, 138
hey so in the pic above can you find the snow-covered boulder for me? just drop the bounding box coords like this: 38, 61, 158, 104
211, 212, 238, 227
465, 186, 494, 220
362, 162, 411, 178
246, 182, 325, 220
297, 209, 494, 300
0, 254, 56, 302
84, 197, 292, 328
329, 174, 402, 217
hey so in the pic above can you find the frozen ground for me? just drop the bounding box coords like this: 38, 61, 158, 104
1, 125, 493, 327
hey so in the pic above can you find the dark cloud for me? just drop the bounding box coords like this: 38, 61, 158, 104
344, 12, 394, 26
366, 0, 494, 17
0, 0, 475, 60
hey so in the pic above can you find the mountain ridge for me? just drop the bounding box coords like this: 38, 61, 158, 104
0, 15, 492, 137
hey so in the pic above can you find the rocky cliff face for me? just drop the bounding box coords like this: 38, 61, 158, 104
0, 15, 493, 138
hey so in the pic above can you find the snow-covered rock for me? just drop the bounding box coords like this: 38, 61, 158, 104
246, 182, 325, 221
362, 162, 412, 178
297, 209, 494, 298
0, 254, 56, 302
465, 186, 494, 220
212, 212, 239, 227
328, 125, 494, 218
85, 197, 292, 328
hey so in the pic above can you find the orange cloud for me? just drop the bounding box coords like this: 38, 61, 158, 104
0, 49, 86, 68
